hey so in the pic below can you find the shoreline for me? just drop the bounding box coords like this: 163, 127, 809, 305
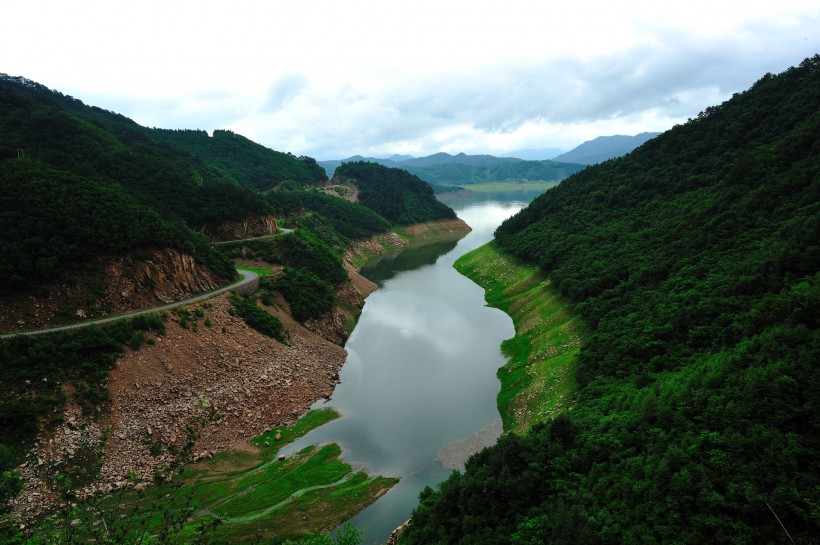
10, 217, 474, 537
454, 241, 585, 433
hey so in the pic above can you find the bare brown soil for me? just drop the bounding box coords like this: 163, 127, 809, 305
13, 294, 347, 520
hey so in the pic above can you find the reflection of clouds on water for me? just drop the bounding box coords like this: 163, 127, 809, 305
457, 201, 527, 234
363, 291, 469, 357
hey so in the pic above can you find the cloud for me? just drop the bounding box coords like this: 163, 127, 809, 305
261, 75, 309, 112
7, 0, 818, 159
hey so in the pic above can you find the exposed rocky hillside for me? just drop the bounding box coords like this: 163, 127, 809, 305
12, 293, 347, 521
0, 248, 228, 332
201, 214, 279, 241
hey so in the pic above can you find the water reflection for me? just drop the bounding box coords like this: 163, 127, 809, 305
279, 192, 542, 544
361, 240, 459, 285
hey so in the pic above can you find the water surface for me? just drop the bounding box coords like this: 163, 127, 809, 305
281, 192, 543, 543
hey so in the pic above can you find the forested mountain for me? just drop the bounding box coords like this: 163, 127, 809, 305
552, 132, 661, 165
0, 77, 245, 290
401, 158, 584, 185
402, 57, 819, 544
153, 128, 327, 191
0, 74, 274, 229
333, 161, 457, 224
321, 152, 584, 186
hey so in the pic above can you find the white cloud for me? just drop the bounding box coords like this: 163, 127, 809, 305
3, 0, 819, 158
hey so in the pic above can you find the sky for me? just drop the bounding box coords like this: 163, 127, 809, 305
3, 0, 819, 160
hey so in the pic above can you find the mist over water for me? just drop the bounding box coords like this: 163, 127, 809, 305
279, 192, 541, 543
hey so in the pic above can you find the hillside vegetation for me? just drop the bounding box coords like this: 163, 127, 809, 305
0, 74, 447, 544
321, 153, 584, 186
333, 161, 457, 223
153, 129, 328, 190
402, 56, 819, 545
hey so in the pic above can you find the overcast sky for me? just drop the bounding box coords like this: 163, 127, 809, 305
3, 0, 819, 159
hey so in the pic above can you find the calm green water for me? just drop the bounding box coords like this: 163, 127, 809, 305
280, 191, 545, 543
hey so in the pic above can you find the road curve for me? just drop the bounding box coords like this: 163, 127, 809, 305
0, 269, 259, 339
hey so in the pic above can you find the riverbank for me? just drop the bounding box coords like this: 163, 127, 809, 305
454, 241, 586, 433
8, 217, 473, 541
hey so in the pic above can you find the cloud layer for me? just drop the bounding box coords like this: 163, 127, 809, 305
4, 0, 819, 158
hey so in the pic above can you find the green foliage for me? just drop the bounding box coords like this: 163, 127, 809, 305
280, 524, 363, 545
0, 76, 274, 229
230, 294, 287, 343
264, 268, 335, 323
0, 160, 233, 293
291, 191, 392, 239
402, 158, 584, 185
403, 56, 820, 544
222, 229, 348, 287
153, 128, 328, 191
333, 161, 457, 224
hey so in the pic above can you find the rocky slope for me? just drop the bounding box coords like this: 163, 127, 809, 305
0, 248, 227, 332
13, 294, 347, 520
201, 214, 279, 241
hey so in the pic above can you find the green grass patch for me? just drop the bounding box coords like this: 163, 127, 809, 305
455, 242, 586, 433
236, 265, 275, 276
90, 408, 397, 542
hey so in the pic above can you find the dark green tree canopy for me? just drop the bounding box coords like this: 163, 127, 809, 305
333, 161, 457, 224
403, 55, 820, 545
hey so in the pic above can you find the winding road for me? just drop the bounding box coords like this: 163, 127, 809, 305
0, 269, 258, 339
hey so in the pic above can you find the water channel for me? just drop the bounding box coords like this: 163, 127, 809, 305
280, 190, 547, 543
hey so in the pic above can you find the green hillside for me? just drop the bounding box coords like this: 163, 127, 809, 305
0, 75, 273, 229
402, 57, 819, 544
319, 153, 584, 185
0, 160, 233, 294
153, 129, 327, 191
0, 79, 243, 290
402, 158, 584, 185
333, 161, 457, 224
551, 132, 661, 165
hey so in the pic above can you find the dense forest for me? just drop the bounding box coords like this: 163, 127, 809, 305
153, 129, 328, 191
290, 191, 392, 239
0, 74, 427, 303
333, 161, 457, 224
0, 160, 234, 293
402, 57, 819, 544
320, 152, 584, 186
0, 76, 275, 229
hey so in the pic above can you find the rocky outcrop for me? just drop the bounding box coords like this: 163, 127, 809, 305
387, 520, 411, 544
201, 214, 278, 241
0, 248, 227, 332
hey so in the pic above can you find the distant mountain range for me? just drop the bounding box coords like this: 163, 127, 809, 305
319, 153, 584, 186
552, 132, 661, 165
320, 133, 661, 184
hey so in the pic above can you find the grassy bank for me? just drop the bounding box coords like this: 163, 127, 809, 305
454, 242, 585, 433
64, 409, 397, 543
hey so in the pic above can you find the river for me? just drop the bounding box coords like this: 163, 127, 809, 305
280, 189, 547, 544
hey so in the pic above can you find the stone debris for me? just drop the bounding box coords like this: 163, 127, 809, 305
12, 293, 348, 521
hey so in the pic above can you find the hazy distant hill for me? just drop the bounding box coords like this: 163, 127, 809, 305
506, 147, 564, 160
320, 152, 584, 185
552, 132, 660, 164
